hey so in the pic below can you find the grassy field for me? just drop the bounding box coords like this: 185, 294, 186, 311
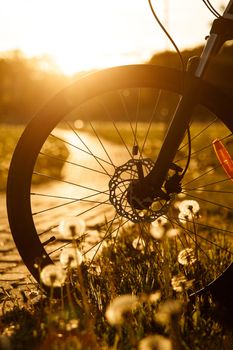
0, 227, 232, 350
0, 124, 24, 191
1, 122, 233, 349
0, 124, 69, 192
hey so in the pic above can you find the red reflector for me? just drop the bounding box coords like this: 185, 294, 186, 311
213, 139, 233, 180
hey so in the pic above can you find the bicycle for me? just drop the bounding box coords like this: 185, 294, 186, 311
6, 0, 233, 305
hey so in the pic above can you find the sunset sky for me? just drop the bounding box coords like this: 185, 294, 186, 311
0, 0, 227, 75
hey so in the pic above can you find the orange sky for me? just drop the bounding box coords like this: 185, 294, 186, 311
0, 0, 227, 75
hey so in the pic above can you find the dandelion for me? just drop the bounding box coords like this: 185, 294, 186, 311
150, 225, 164, 240
148, 291, 161, 304
105, 294, 139, 326
58, 217, 86, 239
60, 247, 83, 268
151, 216, 168, 227
40, 264, 66, 287
138, 335, 172, 350
132, 236, 145, 250
178, 200, 200, 215
171, 274, 194, 292
178, 211, 192, 223
177, 248, 196, 266
156, 299, 182, 325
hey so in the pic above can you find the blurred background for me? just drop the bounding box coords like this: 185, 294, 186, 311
0, 0, 232, 190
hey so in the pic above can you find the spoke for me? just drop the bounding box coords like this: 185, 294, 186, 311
118, 90, 138, 157
31, 190, 109, 201
65, 121, 112, 177
166, 215, 233, 257
50, 133, 115, 170
38, 199, 112, 237
39, 151, 108, 176
184, 189, 233, 194
183, 192, 233, 212
184, 177, 230, 190
33, 171, 108, 194
182, 163, 221, 186
140, 89, 162, 158
83, 212, 121, 261
175, 133, 233, 163
89, 121, 115, 167
131, 88, 140, 152
32, 197, 111, 216
98, 96, 132, 158
178, 117, 217, 153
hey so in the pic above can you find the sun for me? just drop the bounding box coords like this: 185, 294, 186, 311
0, 0, 172, 75
23, 1, 140, 75
18, 1, 162, 75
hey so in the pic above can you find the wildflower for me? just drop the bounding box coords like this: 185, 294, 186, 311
171, 274, 194, 292
178, 211, 192, 223
58, 217, 86, 239
60, 247, 83, 268
177, 248, 196, 266
40, 264, 66, 287
178, 200, 200, 215
132, 236, 145, 250
156, 299, 182, 325
148, 291, 161, 304
151, 216, 168, 227
105, 294, 139, 326
150, 225, 164, 240
138, 335, 172, 350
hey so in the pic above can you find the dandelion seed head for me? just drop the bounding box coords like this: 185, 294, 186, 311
171, 274, 194, 292
58, 217, 86, 239
177, 248, 196, 266
151, 216, 168, 227
40, 264, 66, 287
105, 294, 138, 326
132, 237, 145, 250
150, 225, 164, 240
178, 211, 192, 223
179, 200, 200, 215
148, 291, 161, 304
60, 247, 83, 268
138, 335, 173, 350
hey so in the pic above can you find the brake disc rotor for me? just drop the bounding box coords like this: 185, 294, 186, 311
109, 158, 172, 223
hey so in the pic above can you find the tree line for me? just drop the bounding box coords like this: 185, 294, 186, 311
0, 45, 232, 124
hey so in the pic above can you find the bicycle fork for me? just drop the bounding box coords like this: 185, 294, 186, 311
127, 14, 233, 210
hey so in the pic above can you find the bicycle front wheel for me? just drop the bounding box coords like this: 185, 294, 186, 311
7, 65, 233, 294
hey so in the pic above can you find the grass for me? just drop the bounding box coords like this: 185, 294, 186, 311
0, 223, 232, 350
1, 121, 233, 349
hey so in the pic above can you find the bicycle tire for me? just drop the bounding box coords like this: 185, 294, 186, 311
7, 65, 233, 294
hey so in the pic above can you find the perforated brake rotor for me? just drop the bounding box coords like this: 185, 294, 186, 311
109, 158, 172, 223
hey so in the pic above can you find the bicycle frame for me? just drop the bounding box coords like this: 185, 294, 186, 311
129, 0, 233, 208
